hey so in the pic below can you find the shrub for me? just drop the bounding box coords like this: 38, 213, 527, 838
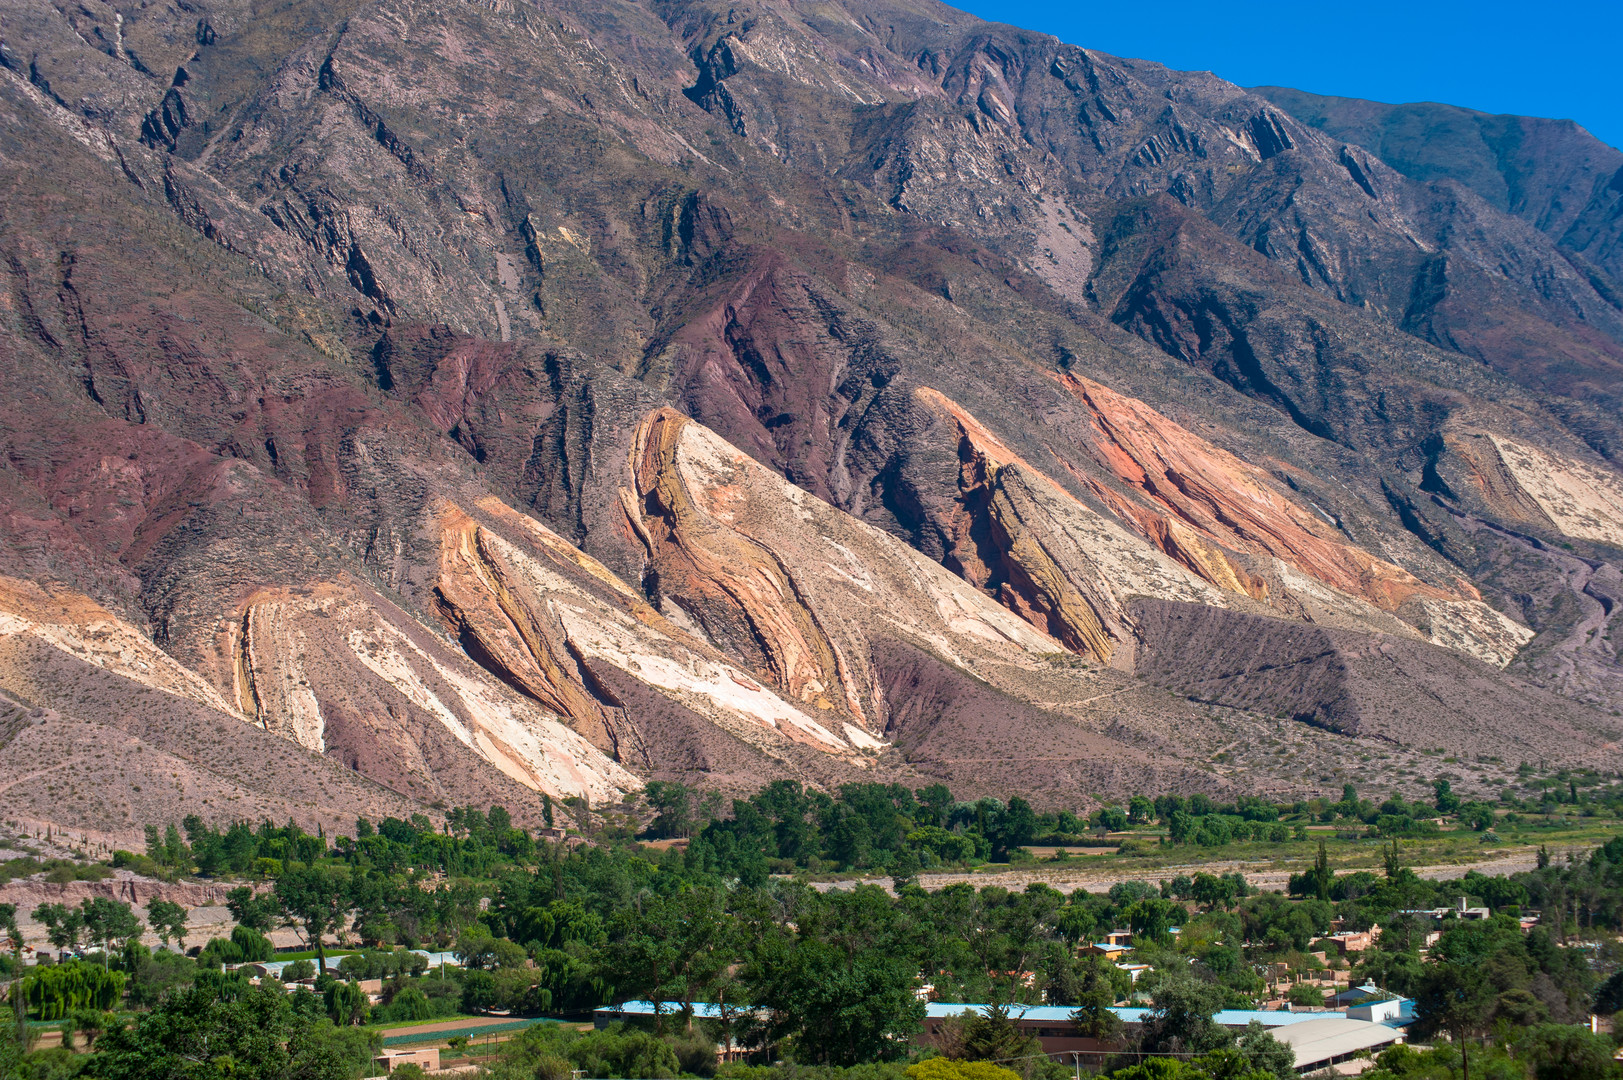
230, 925, 273, 962
486, 1022, 681, 1080
1285, 983, 1326, 1008
667, 1028, 720, 1077
109, 850, 165, 878
282, 959, 316, 982
197, 937, 242, 968
906, 1060, 1022, 1080
20, 961, 126, 1020
374, 985, 442, 1023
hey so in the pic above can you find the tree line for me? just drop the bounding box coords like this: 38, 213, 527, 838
9, 778, 1623, 1079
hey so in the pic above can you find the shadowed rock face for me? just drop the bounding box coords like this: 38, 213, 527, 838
2, 0, 1622, 834
1130, 598, 1618, 762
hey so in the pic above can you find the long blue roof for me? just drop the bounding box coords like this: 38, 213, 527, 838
596, 1001, 1347, 1028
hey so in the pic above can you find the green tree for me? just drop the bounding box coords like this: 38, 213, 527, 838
999, 797, 1038, 853
1123, 897, 1182, 941
146, 899, 190, 949
226, 886, 279, 933
642, 781, 693, 839
1191, 873, 1235, 911
600, 888, 734, 1031
1233, 1021, 1295, 1080
1139, 971, 1231, 1056
287, 1020, 383, 1080
1310, 840, 1333, 901
891, 846, 923, 892
323, 979, 369, 1026
68, 1007, 110, 1051
1516, 1023, 1620, 1080
1092, 805, 1129, 833
18, 960, 125, 1021
1355, 946, 1426, 999
31, 903, 84, 952
1055, 901, 1098, 945
749, 937, 924, 1065
1412, 961, 1496, 1080
1433, 780, 1462, 815
0, 903, 18, 954
164, 823, 192, 871
945, 1005, 1050, 1074
916, 784, 955, 829
1383, 838, 1403, 878
283, 959, 317, 982
229, 924, 274, 963
275, 864, 351, 974
1068, 956, 1124, 1041
454, 928, 529, 971
95, 982, 368, 1080
80, 897, 143, 961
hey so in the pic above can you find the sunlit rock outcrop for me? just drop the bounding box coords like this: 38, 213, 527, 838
1475, 433, 1623, 546
432, 494, 868, 762
629, 406, 1061, 729
228, 578, 635, 802
0, 576, 239, 717
1052, 375, 1533, 666
912, 383, 1531, 668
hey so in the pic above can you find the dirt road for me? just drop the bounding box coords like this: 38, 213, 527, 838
814, 844, 1580, 894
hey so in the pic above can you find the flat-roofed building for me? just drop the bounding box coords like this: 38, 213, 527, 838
377, 1048, 440, 1073
596, 999, 1402, 1067
1327, 927, 1378, 954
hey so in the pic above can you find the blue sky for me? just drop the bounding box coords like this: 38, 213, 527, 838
957, 0, 1623, 150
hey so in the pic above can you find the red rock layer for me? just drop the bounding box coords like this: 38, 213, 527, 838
1052, 372, 1470, 611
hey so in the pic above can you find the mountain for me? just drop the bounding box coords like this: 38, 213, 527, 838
1251, 86, 1623, 284
1, 0, 1620, 843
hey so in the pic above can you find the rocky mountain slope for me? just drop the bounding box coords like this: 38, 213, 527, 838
1, 0, 1621, 839
1253, 86, 1623, 286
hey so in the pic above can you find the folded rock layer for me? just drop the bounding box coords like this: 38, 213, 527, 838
2, 0, 1622, 836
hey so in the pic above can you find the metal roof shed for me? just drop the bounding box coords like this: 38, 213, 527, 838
1268, 1016, 1404, 1072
